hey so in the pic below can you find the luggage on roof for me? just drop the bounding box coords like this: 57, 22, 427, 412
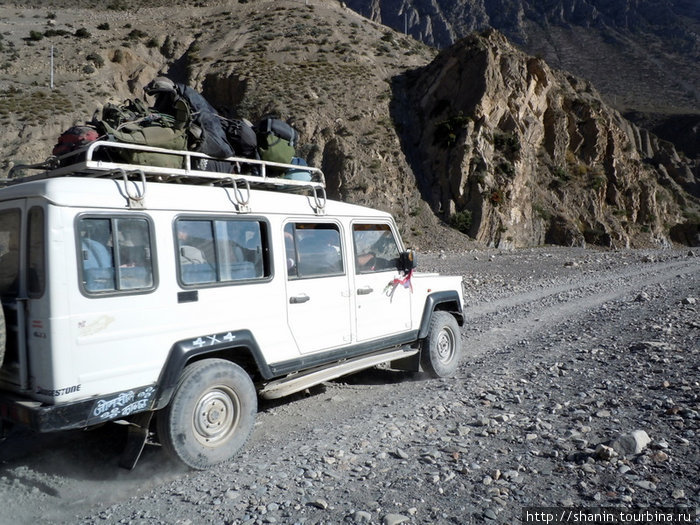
47, 76, 308, 178
256, 116, 298, 168
145, 77, 235, 173
52, 125, 99, 158
223, 118, 258, 160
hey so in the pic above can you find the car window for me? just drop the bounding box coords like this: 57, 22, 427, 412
78, 216, 155, 293
27, 206, 45, 297
353, 223, 400, 273
0, 208, 20, 296
177, 218, 268, 286
285, 222, 343, 279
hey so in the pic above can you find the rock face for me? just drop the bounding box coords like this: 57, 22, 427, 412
395, 30, 699, 248
349, 0, 700, 49
345, 0, 700, 113
344, 0, 700, 158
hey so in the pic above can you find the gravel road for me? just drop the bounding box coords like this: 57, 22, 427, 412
1, 247, 698, 525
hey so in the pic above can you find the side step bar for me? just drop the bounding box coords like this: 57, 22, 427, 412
259, 347, 419, 400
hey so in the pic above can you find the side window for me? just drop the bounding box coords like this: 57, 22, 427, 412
285, 222, 343, 279
352, 223, 400, 273
284, 223, 298, 278
216, 220, 266, 281
0, 209, 20, 296
78, 217, 155, 294
177, 220, 214, 284
177, 218, 268, 286
27, 207, 45, 297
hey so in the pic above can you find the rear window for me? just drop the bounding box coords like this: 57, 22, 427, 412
27, 206, 45, 297
0, 208, 21, 296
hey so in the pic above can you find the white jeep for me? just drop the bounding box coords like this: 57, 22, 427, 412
0, 143, 464, 469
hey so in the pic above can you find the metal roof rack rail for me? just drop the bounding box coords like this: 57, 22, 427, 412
3, 141, 326, 196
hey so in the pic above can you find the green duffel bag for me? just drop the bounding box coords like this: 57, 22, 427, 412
98, 120, 188, 169
256, 117, 298, 174
258, 133, 296, 166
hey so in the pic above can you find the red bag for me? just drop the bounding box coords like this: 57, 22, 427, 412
52, 125, 99, 156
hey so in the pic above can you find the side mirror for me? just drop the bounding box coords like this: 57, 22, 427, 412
399, 250, 417, 273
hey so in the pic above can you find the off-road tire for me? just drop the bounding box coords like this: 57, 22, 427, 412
156, 359, 257, 470
420, 311, 462, 378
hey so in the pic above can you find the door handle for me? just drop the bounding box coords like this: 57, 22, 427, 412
357, 286, 373, 295
290, 294, 310, 304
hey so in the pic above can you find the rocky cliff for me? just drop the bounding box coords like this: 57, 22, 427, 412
394, 30, 699, 248
344, 0, 700, 159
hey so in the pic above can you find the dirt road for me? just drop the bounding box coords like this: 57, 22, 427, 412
1, 247, 698, 525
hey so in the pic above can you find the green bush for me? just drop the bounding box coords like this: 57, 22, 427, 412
450, 210, 472, 234
74, 28, 91, 39
433, 112, 471, 149
497, 161, 514, 177
44, 29, 70, 37
127, 29, 147, 41
28, 30, 44, 42
112, 48, 125, 63
493, 131, 520, 158
86, 52, 104, 68
553, 166, 570, 181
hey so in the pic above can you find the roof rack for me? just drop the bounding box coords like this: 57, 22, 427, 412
3, 141, 329, 213
3, 140, 326, 192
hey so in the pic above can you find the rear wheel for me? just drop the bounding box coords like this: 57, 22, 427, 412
156, 359, 257, 469
421, 311, 462, 378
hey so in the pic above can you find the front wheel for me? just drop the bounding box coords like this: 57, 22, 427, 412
156, 359, 257, 469
421, 311, 462, 378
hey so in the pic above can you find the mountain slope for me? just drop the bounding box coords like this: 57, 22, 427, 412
0, 1, 697, 248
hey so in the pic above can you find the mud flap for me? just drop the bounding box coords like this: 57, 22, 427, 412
119, 411, 154, 470
390, 351, 421, 372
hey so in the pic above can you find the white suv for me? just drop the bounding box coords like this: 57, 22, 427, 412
0, 143, 464, 469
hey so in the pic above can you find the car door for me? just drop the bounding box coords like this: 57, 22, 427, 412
0, 200, 49, 391
284, 222, 353, 354
0, 200, 26, 388
352, 222, 412, 342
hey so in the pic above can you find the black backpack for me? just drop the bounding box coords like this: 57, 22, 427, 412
223, 119, 258, 159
